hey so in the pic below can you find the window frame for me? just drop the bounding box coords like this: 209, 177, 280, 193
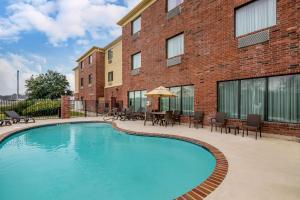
159, 84, 194, 115
108, 49, 113, 62
88, 74, 92, 85
234, 0, 277, 37
127, 90, 147, 111
88, 55, 93, 64
166, 32, 184, 59
108, 71, 113, 82
167, 0, 184, 12
80, 78, 84, 87
131, 16, 141, 35
217, 73, 300, 124
131, 51, 142, 70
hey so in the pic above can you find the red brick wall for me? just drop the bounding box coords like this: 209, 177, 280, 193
104, 86, 125, 110
120, 0, 300, 137
78, 50, 105, 101
61, 95, 70, 119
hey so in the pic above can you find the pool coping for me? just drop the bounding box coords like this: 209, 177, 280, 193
0, 120, 228, 200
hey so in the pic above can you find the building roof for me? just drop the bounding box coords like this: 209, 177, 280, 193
104, 36, 122, 50
117, 0, 157, 26
76, 46, 104, 62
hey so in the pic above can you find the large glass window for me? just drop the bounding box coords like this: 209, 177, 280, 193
218, 81, 239, 118
170, 86, 181, 111
129, 92, 134, 109
159, 85, 194, 115
167, 0, 184, 12
182, 85, 194, 115
132, 16, 141, 34
128, 90, 147, 112
240, 78, 266, 119
218, 74, 300, 123
235, 0, 276, 37
167, 33, 184, 59
160, 97, 169, 111
268, 74, 300, 123
132, 52, 141, 69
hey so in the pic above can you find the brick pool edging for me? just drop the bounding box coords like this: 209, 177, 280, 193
111, 122, 228, 200
0, 120, 228, 200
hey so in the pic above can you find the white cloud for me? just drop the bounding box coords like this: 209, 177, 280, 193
0, 0, 141, 45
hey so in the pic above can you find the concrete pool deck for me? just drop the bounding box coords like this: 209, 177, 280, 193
0, 117, 299, 200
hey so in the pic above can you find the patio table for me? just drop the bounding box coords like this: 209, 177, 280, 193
151, 111, 166, 125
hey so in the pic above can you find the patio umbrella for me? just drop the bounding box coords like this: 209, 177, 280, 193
145, 86, 176, 111
145, 86, 176, 97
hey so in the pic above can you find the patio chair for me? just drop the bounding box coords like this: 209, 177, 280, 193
242, 114, 262, 139
134, 107, 146, 120
211, 112, 227, 133
161, 111, 174, 127
5, 111, 35, 123
189, 111, 204, 128
172, 110, 181, 125
144, 112, 154, 126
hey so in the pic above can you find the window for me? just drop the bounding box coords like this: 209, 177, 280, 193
132, 16, 141, 34
167, 33, 184, 58
88, 74, 92, 84
89, 55, 93, 64
128, 90, 147, 112
240, 78, 266, 119
218, 81, 239, 118
235, 0, 276, 37
159, 85, 194, 115
80, 78, 84, 87
182, 85, 194, 115
218, 74, 300, 123
80, 62, 83, 70
132, 52, 141, 69
268, 75, 300, 123
108, 49, 113, 62
108, 71, 113, 82
167, 0, 184, 12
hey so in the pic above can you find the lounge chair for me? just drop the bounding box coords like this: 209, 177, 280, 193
189, 111, 204, 128
134, 107, 146, 120
5, 111, 35, 123
0, 119, 12, 126
120, 108, 137, 121
211, 112, 227, 133
103, 108, 118, 121
172, 110, 181, 125
242, 114, 262, 139
161, 111, 174, 127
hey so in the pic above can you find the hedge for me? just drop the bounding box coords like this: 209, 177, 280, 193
22, 100, 61, 117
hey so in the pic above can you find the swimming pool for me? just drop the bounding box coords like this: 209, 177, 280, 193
0, 122, 216, 200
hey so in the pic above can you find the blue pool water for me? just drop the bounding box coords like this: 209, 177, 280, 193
0, 123, 216, 200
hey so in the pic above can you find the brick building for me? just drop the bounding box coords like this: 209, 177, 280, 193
76, 46, 105, 101
116, 0, 300, 136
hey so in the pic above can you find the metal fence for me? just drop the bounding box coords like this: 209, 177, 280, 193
69, 100, 107, 117
0, 99, 60, 120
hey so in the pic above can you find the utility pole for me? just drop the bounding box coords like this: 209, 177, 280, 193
17, 70, 19, 100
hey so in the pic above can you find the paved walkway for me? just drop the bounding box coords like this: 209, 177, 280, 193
0, 118, 299, 200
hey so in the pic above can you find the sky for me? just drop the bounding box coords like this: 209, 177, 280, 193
0, 0, 140, 95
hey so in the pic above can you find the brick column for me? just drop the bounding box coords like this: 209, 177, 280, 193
61, 95, 70, 119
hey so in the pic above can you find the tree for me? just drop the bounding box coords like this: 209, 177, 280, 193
25, 70, 72, 99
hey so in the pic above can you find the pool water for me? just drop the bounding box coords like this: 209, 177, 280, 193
0, 123, 216, 200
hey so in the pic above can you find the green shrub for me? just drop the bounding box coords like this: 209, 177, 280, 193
0, 113, 5, 120
22, 100, 61, 117
0, 100, 35, 114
